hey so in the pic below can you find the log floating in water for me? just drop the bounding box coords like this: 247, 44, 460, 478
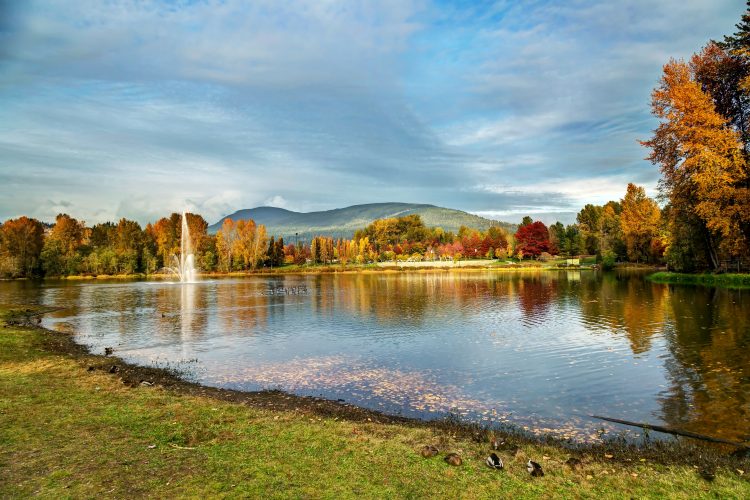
590, 415, 750, 449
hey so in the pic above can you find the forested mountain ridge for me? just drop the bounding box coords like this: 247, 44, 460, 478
209, 203, 516, 239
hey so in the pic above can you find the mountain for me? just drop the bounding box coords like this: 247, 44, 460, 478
208, 202, 516, 240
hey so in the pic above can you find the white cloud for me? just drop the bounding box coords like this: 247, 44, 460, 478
263, 195, 291, 209
0, 0, 744, 225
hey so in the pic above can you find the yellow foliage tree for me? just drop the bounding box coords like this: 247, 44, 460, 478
642, 59, 750, 264
620, 184, 662, 263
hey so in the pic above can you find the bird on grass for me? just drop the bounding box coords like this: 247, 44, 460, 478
486, 453, 503, 470
420, 445, 439, 458
444, 453, 462, 466
699, 469, 716, 482
527, 460, 544, 477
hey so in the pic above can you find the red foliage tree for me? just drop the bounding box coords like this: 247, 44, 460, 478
515, 221, 552, 258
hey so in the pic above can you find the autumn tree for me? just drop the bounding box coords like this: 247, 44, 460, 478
266, 236, 285, 267
619, 184, 662, 263
548, 222, 565, 255
483, 226, 509, 259
231, 219, 267, 269
692, 42, 750, 151
184, 213, 211, 259
151, 214, 180, 268
514, 220, 552, 258
215, 218, 237, 272
274, 237, 284, 267
642, 59, 750, 267
576, 204, 604, 255
41, 213, 86, 275
141, 223, 159, 274
0, 217, 45, 277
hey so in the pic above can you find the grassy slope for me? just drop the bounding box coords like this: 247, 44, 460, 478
647, 272, 750, 289
1, 308, 748, 498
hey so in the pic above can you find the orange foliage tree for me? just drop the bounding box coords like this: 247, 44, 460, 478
619, 183, 663, 263
0, 216, 45, 277
642, 59, 750, 267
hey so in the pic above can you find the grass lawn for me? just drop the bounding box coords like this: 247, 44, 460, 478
1, 305, 748, 498
647, 272, 750, 289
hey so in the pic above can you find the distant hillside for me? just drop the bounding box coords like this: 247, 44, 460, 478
209, 203, 516, 240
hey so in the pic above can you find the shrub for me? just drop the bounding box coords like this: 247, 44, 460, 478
601, 249, 616, 271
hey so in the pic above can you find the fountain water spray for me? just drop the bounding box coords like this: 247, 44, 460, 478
167, 212, 197, 283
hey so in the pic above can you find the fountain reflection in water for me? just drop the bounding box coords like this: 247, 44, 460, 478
166, 212, 197, 283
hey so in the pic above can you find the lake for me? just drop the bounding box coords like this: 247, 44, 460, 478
2, 270, 748, 443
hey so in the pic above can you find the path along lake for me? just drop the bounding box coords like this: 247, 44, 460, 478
3, 270, 748, 443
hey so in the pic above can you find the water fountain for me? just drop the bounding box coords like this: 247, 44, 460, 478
167, 212, 197, 283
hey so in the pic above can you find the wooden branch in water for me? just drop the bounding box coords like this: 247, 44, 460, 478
590, 415, 750, 449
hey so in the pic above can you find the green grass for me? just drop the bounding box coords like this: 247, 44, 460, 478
1, 306, 748, 498
647, 272, 750, 289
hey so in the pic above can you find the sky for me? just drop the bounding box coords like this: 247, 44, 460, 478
0, 0, 746, 226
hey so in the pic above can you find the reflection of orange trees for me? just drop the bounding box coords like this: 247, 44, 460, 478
309, 273, 518, 325
515, 273, 558, 322
216, 282, 268, 334
577, 272, 667, 354
659, 287, 750, 442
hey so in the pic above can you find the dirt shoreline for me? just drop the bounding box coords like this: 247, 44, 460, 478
4, 305, 748, 473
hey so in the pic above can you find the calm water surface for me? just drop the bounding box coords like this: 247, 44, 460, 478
3, 271, 749, 443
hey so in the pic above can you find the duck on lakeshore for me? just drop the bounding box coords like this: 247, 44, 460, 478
527, 460, 544, 477
486, 453, 503, 470
444, 453, 462, 466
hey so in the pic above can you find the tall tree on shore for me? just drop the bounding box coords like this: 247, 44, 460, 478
0, 217, 45, 277
114, 218, 143, 274
267, 236, 276, 267
576, 204, 604, 255
275, 237, 285, 266
151, 214, 180, 268
620, 184, 662, 263
41, 214, 86, 275
514, 220, 552, 258
692, 42, 750, 151
215, 219, 237, 272
642, 59, 750, 267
